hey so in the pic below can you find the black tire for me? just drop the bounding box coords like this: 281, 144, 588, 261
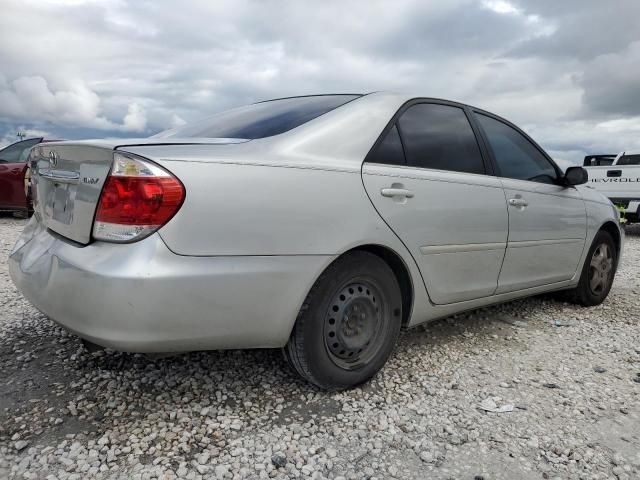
285, 251, 403, 390
565, 230, 617, 306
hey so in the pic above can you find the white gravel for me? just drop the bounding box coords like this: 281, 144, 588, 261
1, 215, 639, 480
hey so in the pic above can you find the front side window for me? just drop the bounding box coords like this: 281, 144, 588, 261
476, 114, 557, 184
0, 138, 41, 164
366, 124, 406, 166
154, 95, 360, 140
396, 103, 485, 174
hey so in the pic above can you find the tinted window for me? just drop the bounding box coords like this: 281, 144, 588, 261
618, 154, 640, 166
477, 114, 557, 183
584, 155, 615, 167
396, 103, 485, 174
154, 95, 360, 140
0, 138, 41, 164
366, 125, 405, 166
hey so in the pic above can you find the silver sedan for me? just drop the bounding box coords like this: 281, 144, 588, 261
9, 93, 623, 389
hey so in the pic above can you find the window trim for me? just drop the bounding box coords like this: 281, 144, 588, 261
364, 124, 408, 167
252, 93, 364, 105
469, 108, 564, 184
364, 98, 494, 176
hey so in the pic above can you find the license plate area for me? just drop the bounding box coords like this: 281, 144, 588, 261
49, 181, 77, 225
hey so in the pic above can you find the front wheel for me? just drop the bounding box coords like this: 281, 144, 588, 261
285, 251, 403, 390
565, 230, 617, 306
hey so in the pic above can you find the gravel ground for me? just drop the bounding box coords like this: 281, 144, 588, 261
1, 215, 639, 480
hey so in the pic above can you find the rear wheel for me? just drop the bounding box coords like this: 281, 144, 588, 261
565, 230, 617, 306
285, 251, 402, 390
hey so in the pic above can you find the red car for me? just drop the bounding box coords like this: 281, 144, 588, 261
0, 138, 58, 216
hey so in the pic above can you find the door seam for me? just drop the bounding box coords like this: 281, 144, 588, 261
359, 165, 436, 306
495, 181, 511, 295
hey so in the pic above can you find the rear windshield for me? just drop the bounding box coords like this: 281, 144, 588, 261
154, 95, 361, 140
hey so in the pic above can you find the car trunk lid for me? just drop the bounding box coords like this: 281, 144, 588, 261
31, 138, 247, 244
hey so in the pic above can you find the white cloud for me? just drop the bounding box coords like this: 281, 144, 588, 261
597, 117, 640, 133
121, 103, 147, 131
0, 75, 150, 133
482, 0, 520, 15
0, 0, 638, 160
0, 127, 52, 149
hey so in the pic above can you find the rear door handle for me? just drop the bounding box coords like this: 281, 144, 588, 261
607, 170, 622, 177
508, 198, 528, 207
381, 187, 414, 198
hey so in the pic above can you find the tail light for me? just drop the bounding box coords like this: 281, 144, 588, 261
93, 152, 185, 242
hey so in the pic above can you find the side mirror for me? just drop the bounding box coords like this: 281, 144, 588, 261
563, 166, 588, 186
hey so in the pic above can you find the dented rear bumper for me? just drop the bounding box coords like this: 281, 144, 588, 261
9, 218, 333, 352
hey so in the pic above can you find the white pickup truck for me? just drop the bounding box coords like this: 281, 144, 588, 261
584, 152, 640, 224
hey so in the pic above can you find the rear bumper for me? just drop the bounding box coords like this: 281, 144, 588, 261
9, 219, 333, 352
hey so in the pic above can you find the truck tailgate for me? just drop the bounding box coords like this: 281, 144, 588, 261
586, 165, 640, 199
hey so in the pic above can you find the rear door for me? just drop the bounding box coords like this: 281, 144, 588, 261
362, 101, 508, 305
473, 112, 587, 293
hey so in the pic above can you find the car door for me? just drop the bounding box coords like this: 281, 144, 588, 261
473, 112, 587, 293
0, 138, 40, 209
362, 101, 509, 305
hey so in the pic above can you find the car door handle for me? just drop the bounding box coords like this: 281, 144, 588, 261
607, 170, 622, 177
381, 187, 414, 198
508, 198, 528, 207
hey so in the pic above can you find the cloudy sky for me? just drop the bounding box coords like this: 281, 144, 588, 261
1, 0, 639, 166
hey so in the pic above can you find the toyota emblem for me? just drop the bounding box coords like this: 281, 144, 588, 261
48, 150, 58, 168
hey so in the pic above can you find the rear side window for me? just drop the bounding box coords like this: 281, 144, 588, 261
154, 95, 360, 140
396, 103, 485, 174
584, 155, 615, 167
476, 114, 557, 184
618, 154, 640, 166
366, 125, 406, 166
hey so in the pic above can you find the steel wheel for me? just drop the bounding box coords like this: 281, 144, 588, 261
564, 230, 617, 307
323, 281, 387, 370
285, 251, 402, 390
588, 242, 614, 295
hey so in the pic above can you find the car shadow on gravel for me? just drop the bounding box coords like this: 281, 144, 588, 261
1, 314, 336, 447
398, 296, 545, 350
624, 224, 640, 237
0, 211, 29, 220
1, 293, 556, 450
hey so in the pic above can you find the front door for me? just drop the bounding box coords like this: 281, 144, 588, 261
0, 138, 40, 209
362, 102, 509, 305
473, 112, 587, 293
